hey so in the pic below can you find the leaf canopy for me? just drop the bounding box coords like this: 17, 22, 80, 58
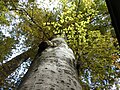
0, 0, 120, 89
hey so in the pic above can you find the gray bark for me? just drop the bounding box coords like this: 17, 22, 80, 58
17, 38, 82, 90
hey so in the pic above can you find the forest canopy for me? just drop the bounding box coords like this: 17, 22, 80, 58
0, 0, 120, 89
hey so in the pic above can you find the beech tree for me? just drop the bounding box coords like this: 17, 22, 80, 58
0, 0, 120, 89
17, 37, 82, 90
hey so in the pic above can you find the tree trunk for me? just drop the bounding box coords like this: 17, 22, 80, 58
17, 38, 82, 90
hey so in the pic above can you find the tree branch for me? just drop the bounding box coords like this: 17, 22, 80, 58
0, 47, 37, 86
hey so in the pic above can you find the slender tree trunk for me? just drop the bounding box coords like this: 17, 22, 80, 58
17, 38, 82, 90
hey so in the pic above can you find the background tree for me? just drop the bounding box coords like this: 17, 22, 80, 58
0, 0, 119, 89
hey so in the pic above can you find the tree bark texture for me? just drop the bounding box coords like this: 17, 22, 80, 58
17, 38, 82, 90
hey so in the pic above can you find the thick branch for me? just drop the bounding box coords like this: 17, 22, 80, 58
0, 47, 37, 86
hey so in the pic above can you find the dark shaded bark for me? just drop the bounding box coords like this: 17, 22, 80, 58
17, 38, 82, 90
105, 0, 120, 45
